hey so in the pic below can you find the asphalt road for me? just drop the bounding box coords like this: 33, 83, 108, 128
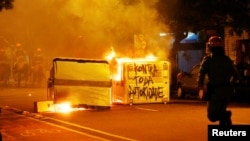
1, 87, 250, 141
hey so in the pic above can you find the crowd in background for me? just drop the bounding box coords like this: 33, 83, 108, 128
0, 43, 48, 87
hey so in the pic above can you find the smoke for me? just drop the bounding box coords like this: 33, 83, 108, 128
0, 0, 173, 60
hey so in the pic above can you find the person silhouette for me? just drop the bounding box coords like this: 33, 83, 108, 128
198, 36, 241, 126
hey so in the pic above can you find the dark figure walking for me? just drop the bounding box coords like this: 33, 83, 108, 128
198, 36, 241, 126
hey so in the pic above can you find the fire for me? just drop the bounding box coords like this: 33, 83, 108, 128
113, 56, 158, 81
48, 102, 85, 113
55, 103, 72, 113
104, 46, 158, 81
105, 46, 116, 61
145, 53, 158, 60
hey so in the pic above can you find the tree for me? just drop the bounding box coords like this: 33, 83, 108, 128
157, 0, 250, 40
0, 0, 14, 11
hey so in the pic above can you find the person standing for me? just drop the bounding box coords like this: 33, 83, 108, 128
32, 48, 46, 66
13, 43, 28, 62
198, 36, 241, 126
31, 48, 46, 87
0, 48, 11, 86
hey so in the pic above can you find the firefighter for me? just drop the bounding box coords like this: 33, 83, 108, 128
198, 36, 241, 126
31, 48, 46, 87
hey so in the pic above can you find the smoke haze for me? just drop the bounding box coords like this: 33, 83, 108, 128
0, 0, 173, 60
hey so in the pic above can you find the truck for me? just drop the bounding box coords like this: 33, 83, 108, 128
111, 58, 171, 105
47, 57, 112, 109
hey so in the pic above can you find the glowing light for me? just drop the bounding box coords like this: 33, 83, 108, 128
112, 55, 158, 81
47, 102, 86, 113
113, 99, 124, 104
55, 103, 72, 113
159, 32, 166, 37
105, 47, 158, 81
105, 46, 116, 61
145, 54, 157, 60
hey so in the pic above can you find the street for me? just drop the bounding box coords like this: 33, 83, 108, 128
1, 88, 250, 141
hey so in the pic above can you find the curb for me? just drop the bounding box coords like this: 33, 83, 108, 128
0, 105, 45, 119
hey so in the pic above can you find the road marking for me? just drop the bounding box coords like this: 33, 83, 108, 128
135, 107, 158, 112
1, 106, 138, 140
233, 121, 250, 125
1, 129, 17, 140
28, 117, 111, 141
20, 130, 36, 136
20, 128, 62, 136
29, 116, 138, 141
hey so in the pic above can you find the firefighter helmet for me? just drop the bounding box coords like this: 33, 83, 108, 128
207, 36, 224, 48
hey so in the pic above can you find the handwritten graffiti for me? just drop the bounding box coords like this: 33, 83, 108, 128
128, 63, 158, 76
126, 62, 168, 101
128, 85, 164, 100
133, 76, 154, 86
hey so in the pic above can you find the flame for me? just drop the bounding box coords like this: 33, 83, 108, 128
55, 103, 72, 113
105, 46, 116, 61
48, 102, 85, 113
105, 47, 158, 81
145, 53, 157, 60
112, 54, 158, 81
